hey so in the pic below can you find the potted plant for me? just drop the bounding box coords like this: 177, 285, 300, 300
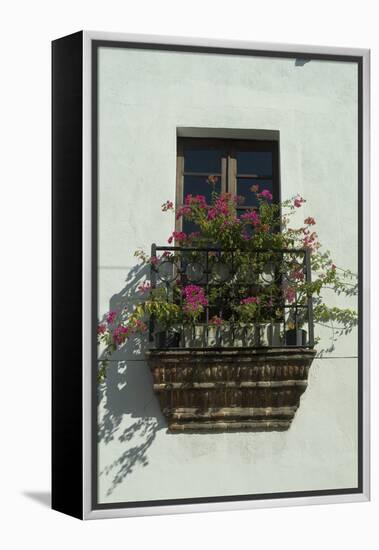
285, 323, 308, 346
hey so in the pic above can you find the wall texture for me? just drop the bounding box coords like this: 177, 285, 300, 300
97, 46, 358, 503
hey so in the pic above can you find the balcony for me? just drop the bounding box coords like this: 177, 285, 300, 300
145, 244, 316, 432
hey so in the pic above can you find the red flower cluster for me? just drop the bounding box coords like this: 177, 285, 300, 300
112, 318, 147, 346
97, 324, 106, 335
258, 189, 273, 201
113, 325, 130, 345
161, 200, 174, 211
303, 229, 320, 251
182, 284, 208, 316
106, 310, 117, 324
294, 195, 305, 208
168, 231, 187, 244
175, 205, 192, 219
207, 193, 235, 220
184, 194, 207, 208
210, 315, 223, 326
240, 210, 260, 225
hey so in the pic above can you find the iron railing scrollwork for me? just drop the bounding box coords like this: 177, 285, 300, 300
149, 244, 314, 349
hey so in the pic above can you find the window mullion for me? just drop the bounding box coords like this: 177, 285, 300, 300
221, 155, 227, 194
227, 150, 237, 195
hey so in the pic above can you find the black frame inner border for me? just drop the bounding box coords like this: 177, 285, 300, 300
91, 39, 364, 511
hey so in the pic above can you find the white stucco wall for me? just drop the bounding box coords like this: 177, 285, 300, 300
97, 46, 358, 503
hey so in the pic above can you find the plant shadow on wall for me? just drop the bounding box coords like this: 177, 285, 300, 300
97, 263, 166, 497
314, 273, 358, 357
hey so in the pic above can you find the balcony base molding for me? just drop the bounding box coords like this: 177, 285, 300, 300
146, 347, 316, 432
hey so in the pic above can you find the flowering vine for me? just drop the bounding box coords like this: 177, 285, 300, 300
97, 182, 357, 380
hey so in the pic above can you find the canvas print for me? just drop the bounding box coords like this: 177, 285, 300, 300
94, 43, 361, 508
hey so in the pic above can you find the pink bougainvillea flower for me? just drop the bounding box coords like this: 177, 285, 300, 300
331, 263, 336, 270
149, 255, 159, 266
284, 285, 296, 303
240, 296, 260, 305
184, 194, 207, 209
214, 195, 230, 216
106, 311, 117, 324
303, 231, 320, 251
207, 208, 218, 221
175, 205, 192, 220
112, 325, 130, 345
182, 284, 208, 316
97, 324, 107, 335
182, 285, 208, 305
240, 210, 260, 225
137, 281, 151, 294
259, 189, 273, 201
304, 216, 316, 225
221, 217, 240, 229
194, 195, 207, 208
161, 200, 174, 211
210, 315, 223, 326
168, 231, 187, 244
206, 193, 238, 221
294, 195, 305, 208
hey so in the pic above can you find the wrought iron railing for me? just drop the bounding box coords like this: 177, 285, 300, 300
149, 244, 314, 349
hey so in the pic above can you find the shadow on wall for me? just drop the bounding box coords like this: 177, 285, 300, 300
97, 262, 358, 495
97, 263, 166, 497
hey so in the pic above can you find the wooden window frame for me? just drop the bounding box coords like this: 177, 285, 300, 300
176, 137, 280, 232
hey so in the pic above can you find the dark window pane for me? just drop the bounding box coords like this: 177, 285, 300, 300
183, 218, 200, 235
236, 151, 273, 176
237, 179, 273, 206
184, 175, 221, 203
184, 149, 223, 173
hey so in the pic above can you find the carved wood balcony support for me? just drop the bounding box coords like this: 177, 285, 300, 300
147, 347, 316, 432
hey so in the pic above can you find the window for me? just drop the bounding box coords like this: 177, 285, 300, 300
176, 137, 280, 233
